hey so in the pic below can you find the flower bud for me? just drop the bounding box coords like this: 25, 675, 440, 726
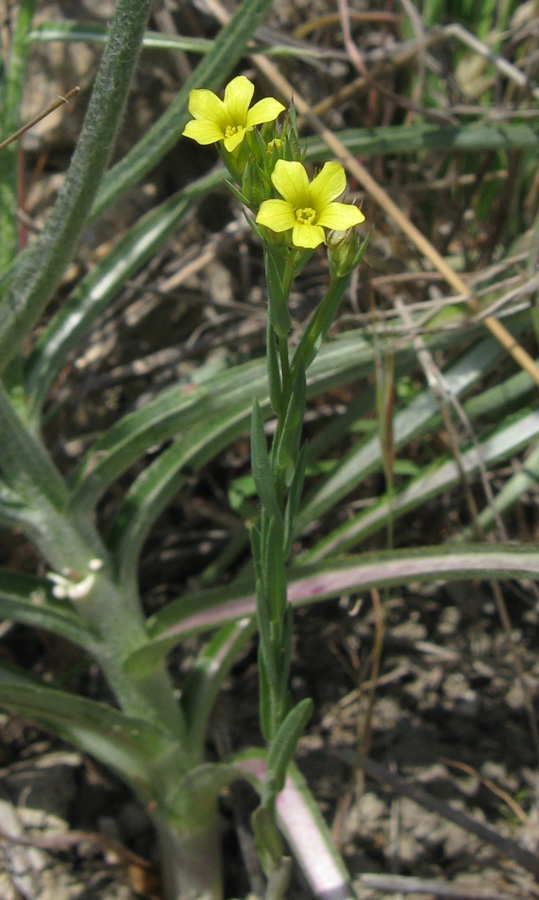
327, 226, 370, 278
242, 157, 272, 210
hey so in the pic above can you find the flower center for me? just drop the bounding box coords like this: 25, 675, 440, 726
295, 206, 316, 225
225, 124, 242, 138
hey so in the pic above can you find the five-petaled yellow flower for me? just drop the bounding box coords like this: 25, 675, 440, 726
256, 160, 365, 250
182, 75, 285, 152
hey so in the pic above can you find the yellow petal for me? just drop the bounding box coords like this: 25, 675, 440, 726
256, 199, 296, 232
271, 160, 310, 208
292, 222, 326, 249
246, 97, 286, 127
183, 119, 225, 145
316, 201, 365, 230
188, 89, 227, 128
309, 162, 347, 209
223, 75, 255, 125
223, 127, 249, 152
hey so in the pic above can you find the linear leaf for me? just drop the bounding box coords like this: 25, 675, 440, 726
0, 0, 154, 373
122, 545, 539, 667
306, 409, 539, 561
68, 324, 464, 513
25, 171, 222, 416
0, 570, 96, 649
297, 330, 520, 530
0, 684, 177, 798
306, 122, 539, 162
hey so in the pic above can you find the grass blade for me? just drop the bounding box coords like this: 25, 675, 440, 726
0, 0, 154, 374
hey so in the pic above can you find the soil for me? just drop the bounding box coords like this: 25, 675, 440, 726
1, 2, 539, 899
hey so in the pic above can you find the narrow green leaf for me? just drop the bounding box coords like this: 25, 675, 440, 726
252, 805, 284, 874
0, 684, 177, 798
267, 321, 283, 417
258, 645, 274, 743
265, 698, 313, 798
124, 545, 539, 662
0, 0, 36, 269
0, 569, 96, 649
265, 249, 293, 338
250, 522, 264, 581
297, 330, 518, 530
108, 406, 253, 595
306, 408, 539, 561
306, 122, 539, 162
251, 402, 282, 524
179, 618, 256, 757
0, 0, 155, 374
0, 381, 67, 509
283, 444, 308, 555
25, 171, 222, 415
291, 276, 349, 377
30, 21, 213, 54
272, 364, 306, 480
263, 515, 286, 622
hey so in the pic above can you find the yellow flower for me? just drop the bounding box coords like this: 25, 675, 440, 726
182, 75, 285, 152
256, 160, 365, 250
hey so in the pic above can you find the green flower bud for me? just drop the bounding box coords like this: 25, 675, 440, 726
327, 226, 370, 278
242, 157, 272, 210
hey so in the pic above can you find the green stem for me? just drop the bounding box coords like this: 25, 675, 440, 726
0, 0, 154, 374
278, 334, 291, 403
154, 810, 223, 900
0, 382, 187, 740
0, 380, 68, 512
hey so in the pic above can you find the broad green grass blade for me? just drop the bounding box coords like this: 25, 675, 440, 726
455, 439, 539, 540
107, 407, 256, 595
297, 329, 522, 531
29, 22, 326, 60
305, 409, 539, 561
178, 618, 256, 758
122, 545, 539, 668
0, 659, 46, 688
0, 0, 36, 270
24, 169, 223, 417
90, 0, 276, 222
306, 122, 539, 162
0, 0, 154, 374
0, 683, 177, 797
30, 21, 213, 54
68, 323, 480, 515
0, 570, 96, 648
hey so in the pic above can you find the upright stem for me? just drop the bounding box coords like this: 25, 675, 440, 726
0, 382, 187, 740
155, 810, 223, 900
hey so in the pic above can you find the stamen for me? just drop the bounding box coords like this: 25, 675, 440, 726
295, 207, 316, 225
